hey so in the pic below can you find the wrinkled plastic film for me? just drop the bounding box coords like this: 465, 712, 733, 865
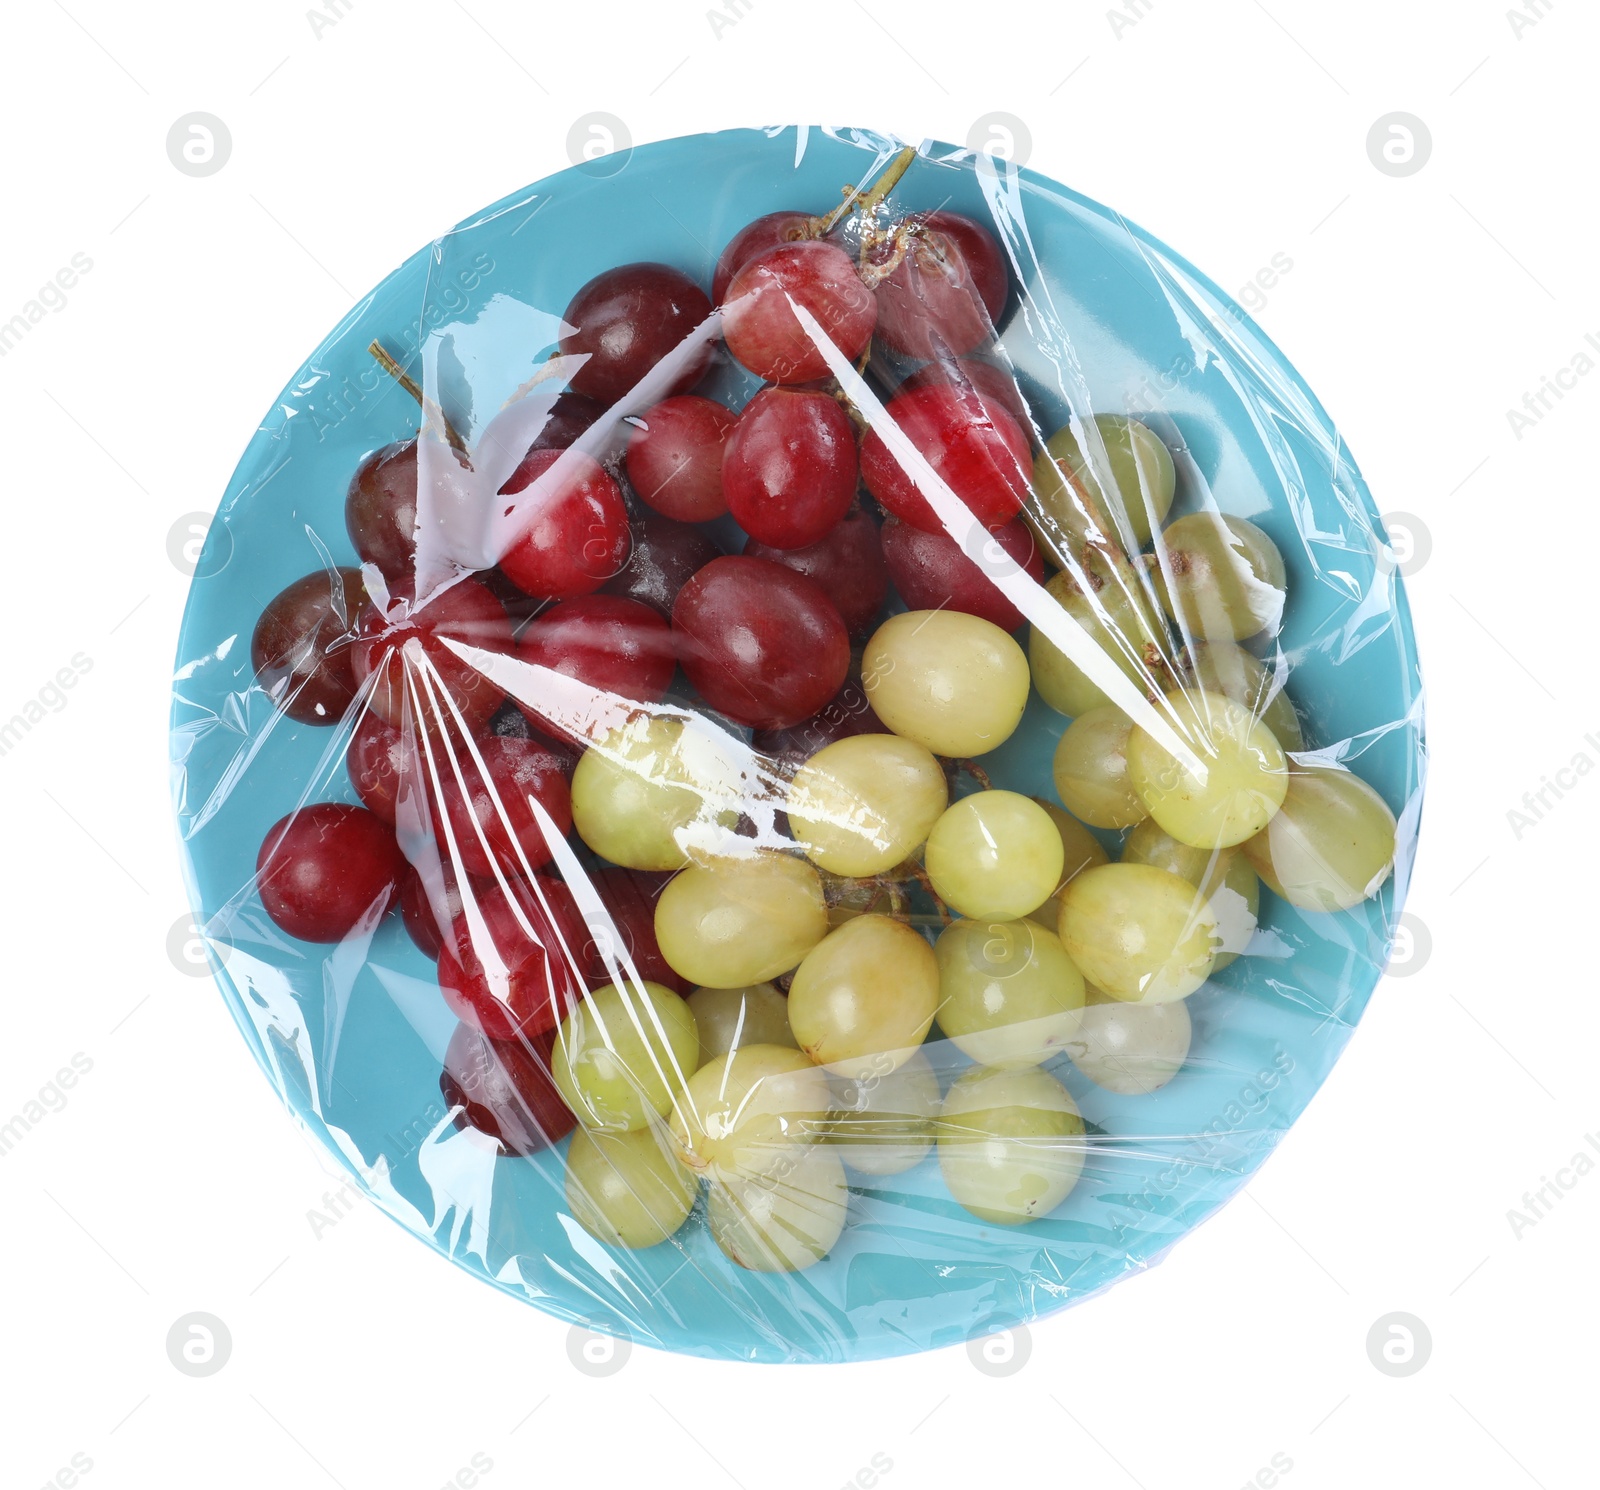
171, 126, 1424, 1364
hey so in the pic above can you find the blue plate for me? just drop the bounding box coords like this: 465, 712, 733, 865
170, 126, 1425, 1363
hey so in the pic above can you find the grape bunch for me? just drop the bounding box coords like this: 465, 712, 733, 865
244, 148, 1400, 1275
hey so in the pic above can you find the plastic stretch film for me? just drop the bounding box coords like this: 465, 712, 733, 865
171, 126, 1425, 1364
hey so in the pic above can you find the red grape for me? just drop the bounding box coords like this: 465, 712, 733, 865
743, 507, 887, 639
869, 211, 1008, 360
400, 862, 471, 959
518, 595, 675, 737
625, 395, 736, 522
251, 568, 365, 725
559, 263, 715, 407
601, 512, 722, 617
352, 576, 514, 732
440, 1022, 575, 1154
498, 449, 632, 600
430, 734, 573, 879
345, 440, 476, 584
722, 240, 877, 384
438, 876, 589, 1040
346, 710, 419, 824
583, 867, 686, 993
723, 388, 858, 549
752, 679, 882, 768
859, 385, 1031, 533
880, 513, 1043, 632
256, 803, 404, 943
898, 356, 1030, 426
672, 555, 849, 729
713, 210, 817, 303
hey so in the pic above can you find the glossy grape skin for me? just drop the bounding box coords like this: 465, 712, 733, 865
352, 576, 515, 733
251, 568, 365, 725
786, 734, 948, 877
570, 715, 739, 872
498, 449, 632, 601
585, 867, 688, 993
825, 1048, 940, 1176
1051, 706, 1149, 830
441, 1022, 575, 1154
869, 211, 1008, 360
712, 209, 817, 303
566, 1124, 699, 1249
602, 511, 722, 617
1025, 801, 1112, 931
670, 1043, 830, 1181
1127, 690, 1288, 849
723, 388, 859, 549
897, 357, 1030, 426
744, 508, 888, 640
1241, 763, 1398, 912
1151, 512, 1287, 642
517, 594, 675, 735
437, 876, 590, 1040
346, 711, 417, 824
429, 734, 573, 878
1032, 415, 1176, 553
863, 609, 1029, 758
935, 917, 1086, 1069
673, 556, 849, 730
926, 791, 1065, 921
708, 1143, 849, 1273
559, 262, 715, 406
860, 386, 1031, 534
552, 980, 700, 1133
1028, 562, 1174, 719
346, 441, 423, 582
751, 679, 881, 770
625, 395, 737, 522
399, 863, 470, 960
880, 514, 1043, 633
1121, 819, 1259, 970
686, 984, 796, 1064
786, 914, 939, 1075
937, 1066, 1085, 1226
1173, 640, 1303, 753
1058, 863, 1218, 1003
723, 239, 877, 384
1065, 990, 1192, 1096
256, 803, 404, 943
655, 852, 829, 989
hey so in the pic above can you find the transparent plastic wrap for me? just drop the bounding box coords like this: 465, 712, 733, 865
170, 127, 1425, 1364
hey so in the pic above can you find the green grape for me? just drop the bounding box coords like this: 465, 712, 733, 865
787, 914, 939, 1075
1051, 705, 1149, 830
670, 1043, 830, 1182
1127, 689, 1288, 849
1241, 762, 1398, 911
1065, 987, 1192, 1095
1028, 559, 1173, 719
655, 851, 828, 989
924, 790, 1065, 921
1173, 640, 1304, 752
937, 1065, 1086, 1225
707, 1144, 849, 1272
1031, 414, 1177, 552
686, 984, 796, 1064
1026, 800, 1110, 931
934, 917, 1086, 1068
1122, 818, 1259, 969
787, 734, 948, 877
1150, 512, 1287, 642
826, 1049, 940, 1176
862, 610, 1030, 758
1058, 863, 1218, 1003
565, 1125, 699, 1249
571, 715, 740, 871
552, 980, 700, 1132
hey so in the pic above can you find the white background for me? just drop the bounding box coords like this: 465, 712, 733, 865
1, 1, 1593, 1486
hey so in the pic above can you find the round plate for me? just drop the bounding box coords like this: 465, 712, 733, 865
171, 126, 1425, 1364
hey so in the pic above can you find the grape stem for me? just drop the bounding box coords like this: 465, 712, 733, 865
951, 758, 994, 792
907, 863, 952, 927
369, 339, 469, 455
813, 145, 918, 237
